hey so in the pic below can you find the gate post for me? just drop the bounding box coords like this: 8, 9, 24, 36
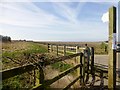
91, 47, 95, 84
108, 6, 116, 89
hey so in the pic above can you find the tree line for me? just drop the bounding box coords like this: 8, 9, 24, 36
0, 35, 11, 42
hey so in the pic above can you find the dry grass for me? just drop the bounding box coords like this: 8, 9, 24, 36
2, 41, 47, 70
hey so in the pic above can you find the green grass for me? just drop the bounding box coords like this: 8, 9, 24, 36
2, 42, 47, 59
51, 62, 72, 72
2, 73, 33, 90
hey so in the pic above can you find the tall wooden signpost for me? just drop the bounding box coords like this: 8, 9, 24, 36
108, 6, 116, 89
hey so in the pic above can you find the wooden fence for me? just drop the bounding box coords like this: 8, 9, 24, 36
47, 43, 84, 56
1, 46, 96, 89
1, 43, 120, 89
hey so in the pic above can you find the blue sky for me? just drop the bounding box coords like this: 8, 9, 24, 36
0, 1, 118, 42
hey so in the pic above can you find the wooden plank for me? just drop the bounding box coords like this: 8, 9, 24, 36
63, 76, 80, 90
44, 53, 82, 66
94, 66, 108, 73
108, 6, 116, 89
1, 64, 36, 80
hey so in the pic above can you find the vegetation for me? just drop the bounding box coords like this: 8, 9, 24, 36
94, 42, 108, 54
2, 41, 47, 69
2, 41, 48, 89
51, 62, 72, 72
1, 41, 109, 89
0, 35, 11, 42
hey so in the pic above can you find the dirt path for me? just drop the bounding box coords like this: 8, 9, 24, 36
94, 54, 120, 85
95, 55, 108, 66
95, 53, 120, 69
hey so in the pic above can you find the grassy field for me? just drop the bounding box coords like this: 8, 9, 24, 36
1, 41, 108, 89
2, 41, 49, 89
2, 41, 48, 70
2, 41, 75, 89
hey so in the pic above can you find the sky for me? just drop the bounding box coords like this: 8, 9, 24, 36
0, 0, 119, 42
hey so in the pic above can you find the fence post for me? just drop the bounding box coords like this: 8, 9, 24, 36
76, 46, 79, 54
37, 64, 45, 89
51, 44, 53, 52
48, 44, 50, 53
63, 45, 66, 56
75, 46, 79, 62
80, 53, 83, 86
100, 71, 104, 89
108, 6, 116, 89
33, 69, 36, 86
56, 45, 58, 56
91, 47, 95, 84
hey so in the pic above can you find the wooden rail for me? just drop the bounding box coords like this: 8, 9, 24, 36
47, 43, 84, 56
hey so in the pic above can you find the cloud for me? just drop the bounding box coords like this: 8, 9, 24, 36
0, 2, 64, 28
0, 2, 109, 41
101, 12, 109, 23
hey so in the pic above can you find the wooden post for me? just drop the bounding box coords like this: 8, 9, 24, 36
80, 53, 83, 85
100, 71, 104, 89
75, 46, 80, 85
108, 6, 116, 89
39, 67, 44, 84
51, 44, 53, 52
76, 46, 79, 54
33, 69, 36, 86
91, 47, 95, 84
63, 45, 66, 56
56, 45, 58, 56
48, 44, 50, 53
118, 2, 120, 83
37, 65, 44, 89
75, 46, 79, 62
